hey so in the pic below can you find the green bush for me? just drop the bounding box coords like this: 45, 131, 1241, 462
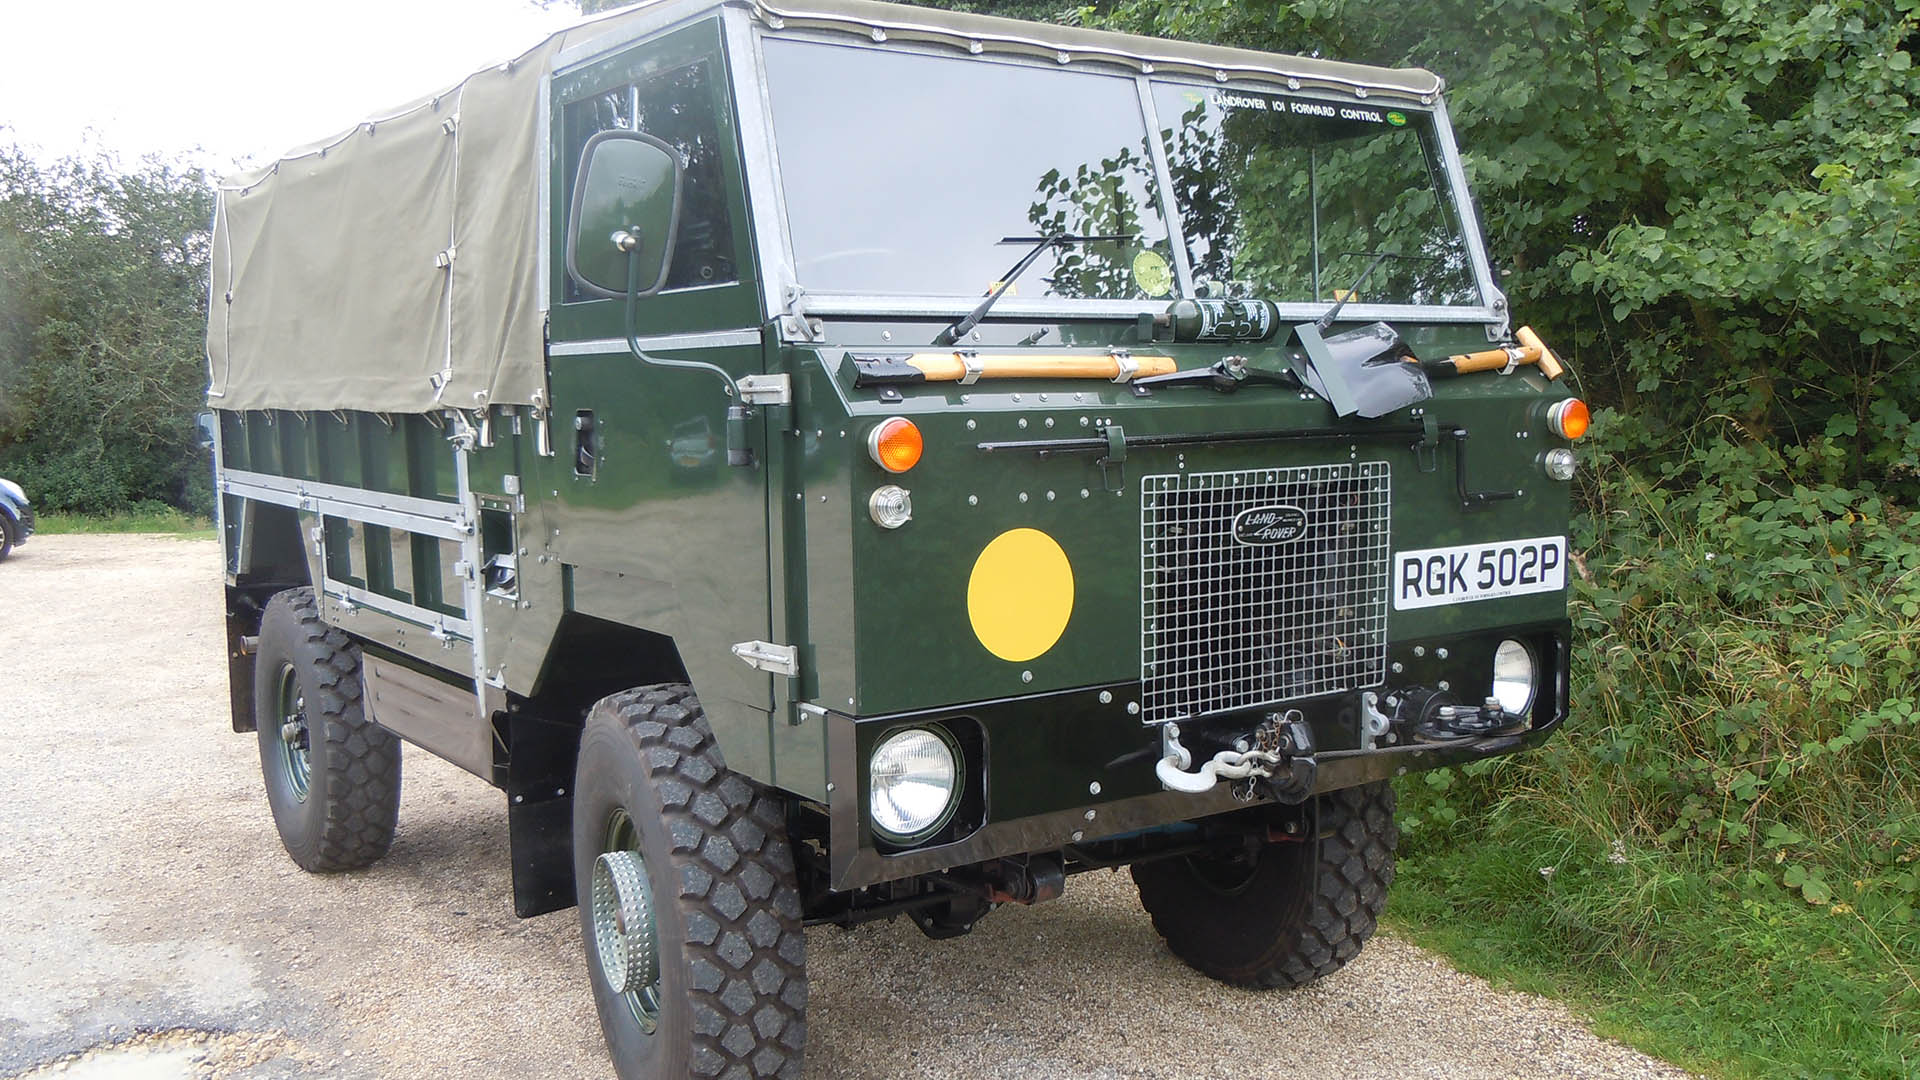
0, 145, 214, 516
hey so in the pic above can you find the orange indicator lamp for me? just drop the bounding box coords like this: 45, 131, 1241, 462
868, 417, 923, 473
1548, 399, 1590, 440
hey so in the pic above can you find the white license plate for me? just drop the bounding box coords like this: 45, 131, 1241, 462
1393, 536, 1567, 610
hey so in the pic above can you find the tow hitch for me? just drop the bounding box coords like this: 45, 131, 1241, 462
1156, 712, 1318, 804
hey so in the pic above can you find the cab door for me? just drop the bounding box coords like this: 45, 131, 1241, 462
539, 18, 776, 772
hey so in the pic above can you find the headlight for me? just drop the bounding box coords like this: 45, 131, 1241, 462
1491, 638, 1536, 716
869, 727, 960, 843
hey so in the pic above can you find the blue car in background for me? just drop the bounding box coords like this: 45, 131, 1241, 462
0, 478, 34, 561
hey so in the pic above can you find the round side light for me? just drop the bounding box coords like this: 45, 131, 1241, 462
868, 485, 913, 529
867, 417, 923, 473
1548, 398, 1590, 440
1543, 448, 1577, 481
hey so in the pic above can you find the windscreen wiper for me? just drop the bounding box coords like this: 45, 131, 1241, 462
932, 233, 1137, 346
1313, 249, 1395, 330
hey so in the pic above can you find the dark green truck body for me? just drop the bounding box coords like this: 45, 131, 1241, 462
212, 0, 1574, 936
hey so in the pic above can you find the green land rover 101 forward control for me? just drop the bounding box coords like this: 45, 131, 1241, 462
207, 2, 1585, 1075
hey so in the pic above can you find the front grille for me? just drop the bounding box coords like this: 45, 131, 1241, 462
1140, 462, 1391, 724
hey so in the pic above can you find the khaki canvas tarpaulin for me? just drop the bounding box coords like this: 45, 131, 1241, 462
204, 6, 659, 413
206, 0, 1441, 414
207, 42, 562, 413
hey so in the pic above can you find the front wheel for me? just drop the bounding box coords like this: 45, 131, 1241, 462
1132, 781, 1397, 988
573, 685, 807, 1080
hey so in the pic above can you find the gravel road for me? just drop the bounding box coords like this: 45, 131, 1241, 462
0, 534, 1690, 1080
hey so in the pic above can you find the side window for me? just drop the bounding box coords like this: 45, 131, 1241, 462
564, 58, 738, 299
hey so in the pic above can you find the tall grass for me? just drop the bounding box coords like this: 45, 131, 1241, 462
32, 502, 214, 536
1394, 425, 1920, 1077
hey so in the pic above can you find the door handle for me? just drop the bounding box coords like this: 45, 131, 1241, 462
573, 411, 597, 478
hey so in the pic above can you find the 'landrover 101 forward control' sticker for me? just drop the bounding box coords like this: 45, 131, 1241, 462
1394, 536, 1566, 609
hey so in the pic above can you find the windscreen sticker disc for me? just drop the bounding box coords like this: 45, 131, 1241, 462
1133, 250, 1172, 298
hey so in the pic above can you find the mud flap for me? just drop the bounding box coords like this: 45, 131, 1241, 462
508, 793, 575, 917
504, 711, 581, 917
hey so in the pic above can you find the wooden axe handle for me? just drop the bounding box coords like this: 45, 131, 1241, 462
907, 352, 1178, 382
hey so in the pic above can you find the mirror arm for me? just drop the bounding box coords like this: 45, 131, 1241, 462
620, 249, 755, 467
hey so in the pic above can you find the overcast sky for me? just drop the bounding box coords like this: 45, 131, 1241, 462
0, 0, 587, 174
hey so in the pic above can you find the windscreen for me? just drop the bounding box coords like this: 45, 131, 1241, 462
762, 38, 1179, 302
1151, 84, 1480, 307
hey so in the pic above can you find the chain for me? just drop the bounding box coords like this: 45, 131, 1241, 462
1158, 714, 1311, 796
1156, 722, 1284, 794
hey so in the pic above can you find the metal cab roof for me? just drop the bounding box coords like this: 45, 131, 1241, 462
561, 1, 1443, 99
754, 1, 1439, 98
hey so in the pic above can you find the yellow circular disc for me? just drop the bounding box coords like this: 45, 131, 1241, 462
967, 529, 1075, 663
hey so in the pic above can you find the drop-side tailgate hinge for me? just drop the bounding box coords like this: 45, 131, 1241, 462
731, 639, 800, 677
735, 373, 792, 407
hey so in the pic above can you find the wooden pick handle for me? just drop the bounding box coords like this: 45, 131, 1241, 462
1443, 345, 1541, 374
1514, 326, 1565, 381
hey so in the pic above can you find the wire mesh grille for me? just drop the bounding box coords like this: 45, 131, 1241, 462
1140, 462, 1391, 724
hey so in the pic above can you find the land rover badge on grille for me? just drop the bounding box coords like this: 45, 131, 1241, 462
1231, 504, 1311, 545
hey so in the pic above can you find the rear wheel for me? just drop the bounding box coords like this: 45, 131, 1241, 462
1132, 781, 1397, 988
573, 684, 807, 1080
253, 588, 401, 872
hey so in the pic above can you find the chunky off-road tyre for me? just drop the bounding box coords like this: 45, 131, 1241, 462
573, 685, 807, 1080
253, 587, 401, 872
1132, 781, 1397, 989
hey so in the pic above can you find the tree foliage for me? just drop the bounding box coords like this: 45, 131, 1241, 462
1088, 0, 1920, 493
0, 144, 214, 515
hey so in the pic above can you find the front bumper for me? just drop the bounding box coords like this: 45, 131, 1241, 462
825, 620, 1570, 890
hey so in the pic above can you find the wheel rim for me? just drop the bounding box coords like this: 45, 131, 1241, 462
273, 664, 312, 802
596, 809, 663, 1034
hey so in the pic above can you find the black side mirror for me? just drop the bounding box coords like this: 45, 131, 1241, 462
564, 130, 684, 299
